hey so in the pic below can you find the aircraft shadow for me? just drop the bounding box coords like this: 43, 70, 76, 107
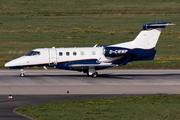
16, 73, 180, 80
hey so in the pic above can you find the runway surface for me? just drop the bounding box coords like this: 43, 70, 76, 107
1, 69, 180, 120
1, 69, 180, 94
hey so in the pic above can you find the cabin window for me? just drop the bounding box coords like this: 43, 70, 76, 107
59, 52, 63, 56
66, 52, 70, 56
25, 51, 40, 56
92, 51, 96, 55
73, 51, 77, 56
80, 51, 84, 55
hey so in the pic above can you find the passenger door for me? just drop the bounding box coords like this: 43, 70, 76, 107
49, 48, 57, 66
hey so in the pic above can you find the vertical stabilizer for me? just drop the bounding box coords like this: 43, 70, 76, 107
132, 22, 174, 49
110, 22, 174, 49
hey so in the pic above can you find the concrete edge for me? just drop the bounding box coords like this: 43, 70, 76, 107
13, 107, 35, 120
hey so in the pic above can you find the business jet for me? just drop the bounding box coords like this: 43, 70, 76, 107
5, 22, 174, 77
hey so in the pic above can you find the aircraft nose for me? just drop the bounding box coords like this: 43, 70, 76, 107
4, 61, 16, 67
4, 56, 27, 68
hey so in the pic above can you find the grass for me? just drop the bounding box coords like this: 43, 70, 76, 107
1, 0, 180, 69
16, 95, 180, 120
1, 0, 180, 15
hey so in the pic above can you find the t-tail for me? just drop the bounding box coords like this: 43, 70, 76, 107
111, 22, 175, 49
105, 22, 175, 63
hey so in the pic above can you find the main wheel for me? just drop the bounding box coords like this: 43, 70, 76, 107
92, 72, 98, 78
20, 73, 25, 77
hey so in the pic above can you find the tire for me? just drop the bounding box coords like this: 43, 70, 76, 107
92, 72, 98, 78
20, 73, 25, 77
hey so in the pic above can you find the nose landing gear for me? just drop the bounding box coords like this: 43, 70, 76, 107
20, 69, 25, 77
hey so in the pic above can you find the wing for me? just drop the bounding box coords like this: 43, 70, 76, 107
69, 63, 119, 67
69, 63, 120, 72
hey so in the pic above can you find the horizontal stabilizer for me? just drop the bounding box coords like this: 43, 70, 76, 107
143, 22, 175, 30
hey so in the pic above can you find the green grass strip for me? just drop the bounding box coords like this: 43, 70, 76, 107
16, 95, 180, 120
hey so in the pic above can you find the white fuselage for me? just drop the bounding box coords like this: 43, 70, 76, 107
5, 46, 118, 68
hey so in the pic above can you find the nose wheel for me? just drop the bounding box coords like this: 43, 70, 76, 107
20, 69, 25, 77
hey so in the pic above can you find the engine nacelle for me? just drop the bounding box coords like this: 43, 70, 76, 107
103, 47, 128, 57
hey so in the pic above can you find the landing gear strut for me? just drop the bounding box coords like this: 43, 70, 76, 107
88, 67, 98, 78
20, 69, 25, 77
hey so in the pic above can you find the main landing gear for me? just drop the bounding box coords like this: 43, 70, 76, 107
87, 67, 98, 78
92, 72, 98, 78
20, 69, 25, 77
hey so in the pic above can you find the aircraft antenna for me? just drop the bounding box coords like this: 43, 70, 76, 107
94, 44, 98, 47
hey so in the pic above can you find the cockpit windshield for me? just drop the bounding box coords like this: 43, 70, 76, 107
25, 51, 40, 56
